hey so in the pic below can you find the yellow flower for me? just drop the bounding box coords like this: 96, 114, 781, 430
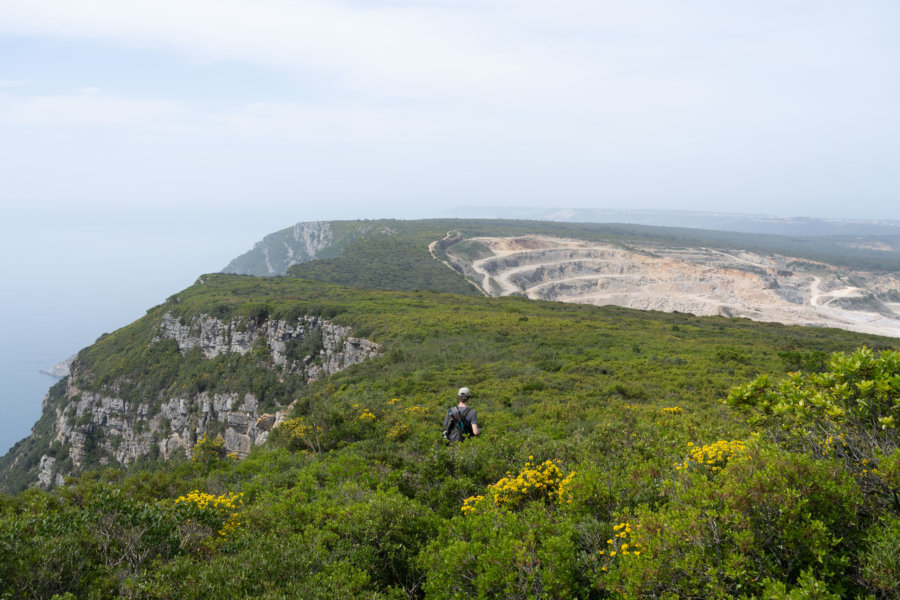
463, 459, 573, 511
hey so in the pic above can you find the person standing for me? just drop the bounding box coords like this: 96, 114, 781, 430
443, 387, 480, 442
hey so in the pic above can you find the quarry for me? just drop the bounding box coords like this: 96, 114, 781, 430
442, 235, 900, 339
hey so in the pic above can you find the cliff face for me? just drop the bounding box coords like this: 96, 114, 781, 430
153, 312, 375, 377
32, 312, 378, 488
222, 221, 336, 276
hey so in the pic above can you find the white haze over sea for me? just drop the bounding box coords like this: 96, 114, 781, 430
0, 210, 296, 454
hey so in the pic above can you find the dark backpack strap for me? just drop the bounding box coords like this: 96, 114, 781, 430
456, 407, 470, 433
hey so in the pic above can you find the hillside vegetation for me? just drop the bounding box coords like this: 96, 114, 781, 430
226, 219, 900, 283
1, 274, 898, 598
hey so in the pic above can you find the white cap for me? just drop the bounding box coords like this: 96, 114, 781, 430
458, 387, 471, 398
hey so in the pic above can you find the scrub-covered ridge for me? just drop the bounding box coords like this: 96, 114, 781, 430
1, 273, 898, 599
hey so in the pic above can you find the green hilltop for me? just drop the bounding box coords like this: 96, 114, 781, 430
1, 272, 898, 598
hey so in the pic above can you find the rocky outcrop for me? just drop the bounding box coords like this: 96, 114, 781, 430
37, 456, 65, 487
222, 221, 335, 276
154, 313, 377, 377
36, 313, 378, 486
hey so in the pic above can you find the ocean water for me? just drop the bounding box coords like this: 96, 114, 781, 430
0, 306, 128, 455
0, 353, 59, 454
0, 213, 271, 456
0, 350, 67, 455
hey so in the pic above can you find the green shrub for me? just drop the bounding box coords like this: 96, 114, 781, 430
600, 446, 861, 599
419, 504, 580, 599
758, 569, 842, 600
727, 347, 900, 510
860, 515, 900, 597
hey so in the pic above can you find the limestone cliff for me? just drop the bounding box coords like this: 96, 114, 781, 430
28, 312, 378, 488
223, 221, 336, 276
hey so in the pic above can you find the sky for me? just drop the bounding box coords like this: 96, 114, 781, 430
2, 0, 899, 223
1, 1, 899, 451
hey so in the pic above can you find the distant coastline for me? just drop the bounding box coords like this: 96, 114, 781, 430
40, 356, 75, 379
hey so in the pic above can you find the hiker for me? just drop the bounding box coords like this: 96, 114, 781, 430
443, 387, 480, 442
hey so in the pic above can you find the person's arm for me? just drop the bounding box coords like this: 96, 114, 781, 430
469, 409, 480, 436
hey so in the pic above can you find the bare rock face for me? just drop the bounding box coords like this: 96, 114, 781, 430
37, 455, 64, 488
444, 235, 900, 339
156, 314, 256, 358
38, 313, 378, 485
154, 313, 378, 378
223, 221, 335, 276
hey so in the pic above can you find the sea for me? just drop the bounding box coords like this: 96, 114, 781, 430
0, 214, 271, 456
0, 291, 176, 455
0, 350, 70, 455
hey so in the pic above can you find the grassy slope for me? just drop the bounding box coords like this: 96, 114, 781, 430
2, 274, 896, 597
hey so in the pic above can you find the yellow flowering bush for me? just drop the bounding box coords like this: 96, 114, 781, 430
661, 406, 683, 415
403, 405, 427, 419
460, 494, 484, 514
174, 490, 244, 538
191, 434, 231, 464
462, 458, 575, 513
676, 440, 748, 472
352, 403, 377, 422
555, 470, 578, 505
380, 397, 426, 440
279, 416, 322, 451
386, 423, 409, 441
596, 521, 644, 572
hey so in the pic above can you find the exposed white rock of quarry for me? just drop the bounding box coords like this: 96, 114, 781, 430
444, 235, 900, 339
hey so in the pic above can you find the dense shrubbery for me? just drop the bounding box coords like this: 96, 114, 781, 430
287, 233, 478, 295
728, 347, 900, 512
1, 277, 898, 598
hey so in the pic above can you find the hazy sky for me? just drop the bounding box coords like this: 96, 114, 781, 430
2, 0, 899, 226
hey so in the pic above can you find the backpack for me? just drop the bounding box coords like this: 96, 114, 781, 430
445, 407, 471, 442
